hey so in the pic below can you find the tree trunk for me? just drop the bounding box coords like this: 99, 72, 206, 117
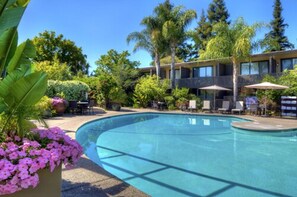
232, 59, 239, 105
170, 46, 176, 88
154, 52, 161, 79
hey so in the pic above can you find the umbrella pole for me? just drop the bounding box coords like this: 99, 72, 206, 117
213, 90, 216, 112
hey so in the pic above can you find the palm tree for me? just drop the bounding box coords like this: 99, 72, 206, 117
158, 0, 196, 88
127, 17, 165, 78
200, 18, 261, 103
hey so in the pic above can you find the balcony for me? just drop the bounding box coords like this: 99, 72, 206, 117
175, 73, 281, 89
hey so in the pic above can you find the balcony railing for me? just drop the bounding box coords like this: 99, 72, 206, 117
175, 73, 281, 89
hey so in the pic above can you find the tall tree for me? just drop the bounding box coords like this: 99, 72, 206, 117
157, 0, 196, 88
192, 10, 212, 52
127, 16, 165, 78
94, 49, 139, 94
32, 31, 89, 75
200, 18, 261, 103
261, 0, 294, 51
207, 0, 230, 25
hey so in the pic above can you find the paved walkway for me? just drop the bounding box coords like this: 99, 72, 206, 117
44, 108, 297, 196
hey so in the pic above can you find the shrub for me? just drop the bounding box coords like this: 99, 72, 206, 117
134, 75, 169, 107
73, 75, 99, 100
34, 96, 53, 118
164, 96, 176, 110
46, 80, 90, 101
34, 59, 72, 81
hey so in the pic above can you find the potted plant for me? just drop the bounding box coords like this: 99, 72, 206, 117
51, 97, 67, 115
0, 1, 83, 196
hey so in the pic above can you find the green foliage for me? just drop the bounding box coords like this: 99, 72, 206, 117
261, 0, 294, 51
34, 58, 72, 81
160, 55, 183, 65
176, 42, 198, 62
73, 75, 99, 100
96, 73, 123, 108
0, 65, 47, 137
164, 95, 175, 110
95, 49, 139, 107
32, 30, 89, 74
34, 96, 52, 118
0, 0, 50, 140
279, 67, 297, 95
192, 10, 212, 52
134, 75, 169, 107
95, 50, 139, 90
172, 87, 189, 99
158, 0, 196, 87
207, 0, 230, 25
46, 80, 90, 101
200, 18, 261, 102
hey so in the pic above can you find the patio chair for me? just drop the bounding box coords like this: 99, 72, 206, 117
188, 100, 197, 112
218, 101, 230, 114
68, 100, 78, 114
152, 101, 159, 110
231, 101, 244, 114
87, 99, 95, 114
249, 103, 259, 116
202, 100, 211, 112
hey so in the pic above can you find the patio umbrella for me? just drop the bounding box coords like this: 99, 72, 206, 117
199, 85, 231, 111
245, 82, 289, 116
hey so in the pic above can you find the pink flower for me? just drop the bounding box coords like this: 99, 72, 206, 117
9, 152, 19, 160
0, 127, 83, 195
0, 170, 11, 181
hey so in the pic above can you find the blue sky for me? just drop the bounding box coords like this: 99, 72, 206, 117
18, 0, 297, 73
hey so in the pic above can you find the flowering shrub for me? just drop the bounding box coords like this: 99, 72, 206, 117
0, 127, 83, 195
51, 97, 66, 107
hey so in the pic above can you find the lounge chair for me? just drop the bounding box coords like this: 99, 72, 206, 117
202, 100, 211, 112
218, 101, 230, 114
188, 100, 197, 112
248, 103, 258, 115
231, 101, 244, 114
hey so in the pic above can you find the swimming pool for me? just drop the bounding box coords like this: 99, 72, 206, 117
76, 113, 297, 197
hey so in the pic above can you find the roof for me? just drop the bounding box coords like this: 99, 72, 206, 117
139, 49, 297, 71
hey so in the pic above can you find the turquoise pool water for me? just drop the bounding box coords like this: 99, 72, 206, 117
76, 113, 297, 197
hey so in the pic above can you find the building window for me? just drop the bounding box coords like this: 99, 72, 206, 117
169, 69, 181, 79
193, 66, 213, 78
240, 61, 269, 75
281, 58, 297, 71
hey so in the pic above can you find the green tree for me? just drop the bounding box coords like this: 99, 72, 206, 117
127, 17, 166, 78
189, 9, 212, 58
73, 75, 99, 100
32, 30, 89, 75
94, 50, 139, 92
176, 42, 198, 62
34, 57, 72, 81
261, 0, 294, 51
134, 75, 169, 107
157, 0, 196, 88
279, 67, 297, 95
207, 0, 230, 25
200, 18, 261, 103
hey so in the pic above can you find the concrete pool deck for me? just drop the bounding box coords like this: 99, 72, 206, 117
44, 108, 297, 196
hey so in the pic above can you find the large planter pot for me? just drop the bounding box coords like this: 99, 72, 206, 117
53, 103, 66, 115
111, 103, 121, 111
6, 165, 62, 197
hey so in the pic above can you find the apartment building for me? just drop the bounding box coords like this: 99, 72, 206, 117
140, 50, 297, 100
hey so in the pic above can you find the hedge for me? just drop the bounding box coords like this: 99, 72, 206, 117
46, 80, 90, 101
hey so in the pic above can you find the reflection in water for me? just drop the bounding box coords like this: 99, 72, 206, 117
76, 113, 297, 197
